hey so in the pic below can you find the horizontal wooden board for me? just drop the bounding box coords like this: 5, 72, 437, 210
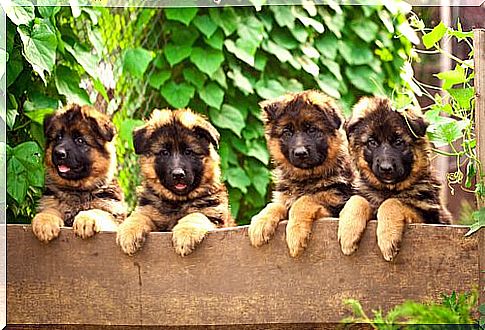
6, 220, 481, 327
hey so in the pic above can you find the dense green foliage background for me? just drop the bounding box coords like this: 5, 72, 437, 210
5, 3, 414, 224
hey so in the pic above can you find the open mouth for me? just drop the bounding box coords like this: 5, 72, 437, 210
174, 183, 188, 191
58, 164, 71, 173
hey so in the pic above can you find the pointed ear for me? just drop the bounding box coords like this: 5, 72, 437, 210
88, 117, 116, 142
133, 126, 149, 154
316, 104, 342, 130
401, 106, 428, 138
344, 116, 361, 137
195, 122, 220, 149
43, 113, 55, 137
259, 99, 279, 123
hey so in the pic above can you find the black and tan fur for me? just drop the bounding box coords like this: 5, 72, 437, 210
116, 108, 233, 256
32, 104, 126, 243
248, 90, 353, 257
338, 96, 452, 261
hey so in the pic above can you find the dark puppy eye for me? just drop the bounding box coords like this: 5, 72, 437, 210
56, 134, 63, 141
159, 149, 170, 156
307, 126, 316, 134
184, 149, 192, 156
367, 138, 378, 148
394, 138, 404, 147
75, 137, 86, 145
282, 126, 293, 137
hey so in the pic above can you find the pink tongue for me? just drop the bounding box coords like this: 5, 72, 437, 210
175, 183, 187, 190
58, 165, 70, 173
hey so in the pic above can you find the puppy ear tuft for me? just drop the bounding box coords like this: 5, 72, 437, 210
133, 126, 149, 154
196, 123, 220, 149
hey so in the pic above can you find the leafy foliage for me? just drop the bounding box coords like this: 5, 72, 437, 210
5, 3, 414, 224
342, 290, 479, 328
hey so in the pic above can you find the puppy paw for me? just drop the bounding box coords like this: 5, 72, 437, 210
116, 221, 147, 256
248, 213, 279, 247
286, 221, 311, 258
338, 196, 371, 256
73, 211, 98, 239
32, 213, 64, 243
338, 222, 361, 256
172, 226, 208, 257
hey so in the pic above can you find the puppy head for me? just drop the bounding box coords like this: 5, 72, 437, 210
260, 90, 345, 176
43, 104, 116, 189
134, 108, 221, 200
346, 96, 430, 188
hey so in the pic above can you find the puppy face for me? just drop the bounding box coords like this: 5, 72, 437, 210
43, 104, 116, 189
346, 97, 429, 187
261, 90, 344, 171
134, 109, 221, 199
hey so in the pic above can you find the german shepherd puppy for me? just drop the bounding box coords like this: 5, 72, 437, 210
248, 90, 353, 257
32, 104, 126, 242
116, 109, 233, 256
338, 97, 452, 261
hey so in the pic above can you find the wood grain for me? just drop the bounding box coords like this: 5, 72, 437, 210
6, 220, 479, 327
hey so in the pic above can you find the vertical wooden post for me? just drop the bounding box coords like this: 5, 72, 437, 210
473, 28, 485, 310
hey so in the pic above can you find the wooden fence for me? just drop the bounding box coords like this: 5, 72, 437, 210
6, 220, 483, 328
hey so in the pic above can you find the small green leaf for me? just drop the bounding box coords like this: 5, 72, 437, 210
204, 29, 224, 50
350, 20, 378, 42
164, 44, 191, 67
315, 74, 340, 99
55, 66, 91, 105
148, 70, 171, 89
422, 22, 447, 49
435, 65, 467, 89
160, 81, 195, 108
255, 79, 286, 100
209, 7, 239, 36
315, 34, 338, 60
193, 15, 218, 38
17, 19, 57, 83
246, 139, 270, 165
244, 159, 270, 197
4, 0, 35, 25
447, 87, 474, 109
165, 8, 198, 26
183, 67, 207, 90
321, 58, 342, 81
224, 39, 256, 67
263, 40, 293, 63
345, 66, 382, 94
119, 119, 144, 150
272, 30, 299, 50
65, 43, 100, 79
199, 82, 224, 109
297, 56, 319, 77
6, 48, 23, 87
270, 6, 294, 29
190, 47, 224, 77
338, 40, 374, 65
428, 119, 468, 148
123, 47, 154, 78
226, 167, 251, 194
227, 67, 254, 95
209, 105, 245, 137
170, 24, 199, 47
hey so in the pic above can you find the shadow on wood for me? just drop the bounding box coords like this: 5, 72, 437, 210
6, 220, 482, 327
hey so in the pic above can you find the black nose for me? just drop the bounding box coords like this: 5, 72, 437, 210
293, 147, 309, 158
378, 161, 394, 174
55, 148, 67, 159
172, 168, 186, 180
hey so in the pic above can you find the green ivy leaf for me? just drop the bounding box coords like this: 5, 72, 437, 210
170, 24, 199, 47
55, 66, 91, 105
321, 58, 342, 81
199, 82, 224, 109
4, 0, 35, 25
272, 29, 299, 50
321, 8, 345, 38
427, 119, 468, 148
244, 159, 270, 197
164, 44, 192, 67
209, 7, 239, 36
209, 105, 245, 137
123, 47, 154, 78
315, 34, 338, 60
435, 65, 467, 89
193, 15, 218, 38
160, 81, 195, 108
255, 79, 286, 100
315, 74, 340, 99
270, 6, 295, 29
338, 40, 374, 65
190, 47, 224, 77
345, 66, 382, 94
226, 167, 251, 194
148, 70, 171, 89
165, 8, 198, 26
224, 39, 256, 67
447, 87, 474, 110
422, 21, 447, 49
290, 24, 308, 43
227, 67, 254, 95
183, 67, 207, 90
65, 43, 100, 79
350, 20, 379, 43
17, 18, 57, 83
6, 48, 23, 87
246, 139, 270, 165
263, 40, 293, 63
37, 2, 60, 19
204, 29, 224, 50
465, 207, 485, 236
7, 141, 44, 204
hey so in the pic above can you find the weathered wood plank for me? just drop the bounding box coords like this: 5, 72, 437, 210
7, 220, 479, 327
